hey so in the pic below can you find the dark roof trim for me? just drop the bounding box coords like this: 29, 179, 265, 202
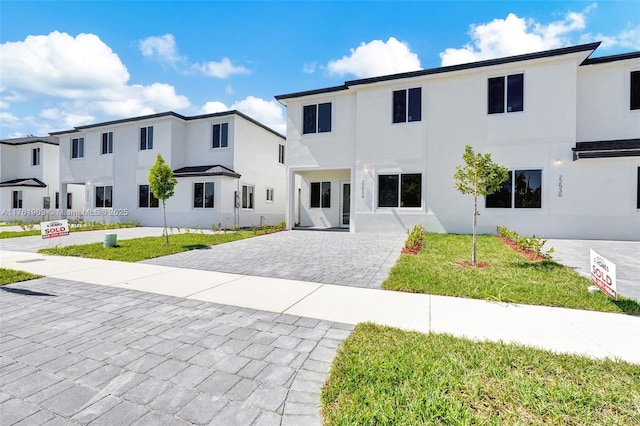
572, 139, 640, 160
173, 165, 241, 179
0, 136, 59, 146
50, 110, 284, 139
274, 42, 602, 101
0, 178, 47, 188
581, 51, 640, 66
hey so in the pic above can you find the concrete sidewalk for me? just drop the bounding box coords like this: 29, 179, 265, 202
2, 250, 639, 365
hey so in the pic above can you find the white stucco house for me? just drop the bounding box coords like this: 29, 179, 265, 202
51, 110, 286, 228
0, 136, 84, 223
276, 42, 640, 240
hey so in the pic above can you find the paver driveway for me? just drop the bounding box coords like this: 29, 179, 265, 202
0, 278, 353, 425
144, 230, 405, 289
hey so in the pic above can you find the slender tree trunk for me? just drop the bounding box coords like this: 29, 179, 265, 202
472, 193, 477, 265
162, 199, 168, 245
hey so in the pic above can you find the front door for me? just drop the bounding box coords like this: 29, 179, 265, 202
340, 181, 350, 228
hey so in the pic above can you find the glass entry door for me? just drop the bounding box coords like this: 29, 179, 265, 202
340, 181, 350, 228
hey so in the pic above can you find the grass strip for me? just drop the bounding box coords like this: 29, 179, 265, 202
322, 323, 640, 426
0, 268, 42, 285
383, 233, 639, 315
37, 230, 271, 262
0, 222, 140, 239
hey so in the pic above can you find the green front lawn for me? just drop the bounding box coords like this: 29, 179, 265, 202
0, 268, 42, 285
37, 230, 276, 262
322, 323, 640, 425
383, 233, 639, 315
0, 221, 140, 239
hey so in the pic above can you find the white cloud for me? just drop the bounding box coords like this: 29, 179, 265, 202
190, 57, 250, 78
200, 96, 286, 135
582, 24, 640, 50
303, 61, 317, 74
225, 84, 234, 94
139, 34, 182, 66
440, 5, 596, 66
327, 37, 421, 78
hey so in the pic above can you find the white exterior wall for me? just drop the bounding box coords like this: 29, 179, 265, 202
56, 112, 285, 229
282, 47, 640, 240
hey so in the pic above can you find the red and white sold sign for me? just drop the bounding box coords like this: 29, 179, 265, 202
590, 249, 617, 299
41, 220, 70, 240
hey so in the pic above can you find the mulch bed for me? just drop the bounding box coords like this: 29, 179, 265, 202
401, 239, 423, 255
456, 261, 490, 268
498, 236, 547, 261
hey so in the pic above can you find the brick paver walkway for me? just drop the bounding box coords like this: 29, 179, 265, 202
0, 278, 353, 425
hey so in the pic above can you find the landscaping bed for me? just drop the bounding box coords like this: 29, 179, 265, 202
322, 323, 640, 425
383, 233, 639, 315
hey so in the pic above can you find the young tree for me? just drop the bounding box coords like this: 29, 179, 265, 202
148, 154, 177, 244
453, 145, 509, 265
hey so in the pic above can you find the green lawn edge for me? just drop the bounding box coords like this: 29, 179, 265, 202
322, 323, 640, 426
0, 268, 43, 286
383, 233, 639, 315
0, 222, 140, 239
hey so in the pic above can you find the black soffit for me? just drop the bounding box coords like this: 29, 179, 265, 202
572, 139, 640, 160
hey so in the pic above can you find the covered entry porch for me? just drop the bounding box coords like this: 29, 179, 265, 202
289, 168, 353, 230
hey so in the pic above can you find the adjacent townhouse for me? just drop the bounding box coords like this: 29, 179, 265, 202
51, 110, 286, 229
0, 136, 84, 223
275, 42, 640, 240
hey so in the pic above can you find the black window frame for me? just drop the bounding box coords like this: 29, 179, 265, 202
32, 147, 40, 166
278, 144, 285, 164
393, 87, 422, 123
12, 190, 23, 208
488, 73, 524, 114
266, 187, 274, 202
636, 167, 640, 210
377, 173, 422, 208
631, 70, 640, 111
101, 131, 113, 154
95, 185, 113, 208
303, 102, 332, 134
140, 126, 154, 150
310, 181, 331, 208
212, 123, 229, 148
486, 169, 542, 209
193, 182, 214, 208
71, 137, 84, 159
242, 184, 254, 209
138, 184, 159, 208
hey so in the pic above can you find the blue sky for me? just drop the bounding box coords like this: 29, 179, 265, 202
1, 0, 638, 138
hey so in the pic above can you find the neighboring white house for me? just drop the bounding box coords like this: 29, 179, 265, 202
276, 42, 640, 240
0, 136, 84, 223
51, 110, 286, 228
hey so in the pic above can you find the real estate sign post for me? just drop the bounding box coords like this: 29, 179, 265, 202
590, 249, 617, 299
41, 220, 70, 240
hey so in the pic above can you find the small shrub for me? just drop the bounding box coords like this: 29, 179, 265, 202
497, 226, 554, 259
405, 225, 425, 251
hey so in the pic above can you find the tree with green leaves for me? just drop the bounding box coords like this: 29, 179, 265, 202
453, 145, 509, 265
149, 154, 177, 244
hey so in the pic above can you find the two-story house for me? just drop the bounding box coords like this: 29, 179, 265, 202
51, 110, 286, 228
276, 42, 640, 240
0, 136, 84, 223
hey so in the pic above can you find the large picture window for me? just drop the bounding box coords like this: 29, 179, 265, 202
138, 185, 159, 208
486, 169, 542, 208
140, 126, 154, 150
102, 132, 113, 154
488, 74, 524, 114
378, 174, 422, 208
212, 123, 229, 148
393, 88, 422, 123
71, 137, 84, 158
95, 186, 113, 208
303, 102, 332, 134
193, 182, 214, 208
310, 182, 331, 208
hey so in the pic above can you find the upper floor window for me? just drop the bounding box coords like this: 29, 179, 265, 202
32, 147, 40, 166
278, 144, 285, 164
138, 184, 159, 208
12, 190, 22, 209
102, 132, 113, 154
193, 182, 214, 208
486, 169, 541, 209
393, 88, 422, 123
71, 137, 84, 158
488, 74, 524, 114
95, 185, 113, 208
140, 126, 154, 150
310, 182, 331, 208
631, 70, 640, 110
303, 102, 332, 134
212, 123, 229, 148
242, 184, 254, 209
378, 173, 422, 208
